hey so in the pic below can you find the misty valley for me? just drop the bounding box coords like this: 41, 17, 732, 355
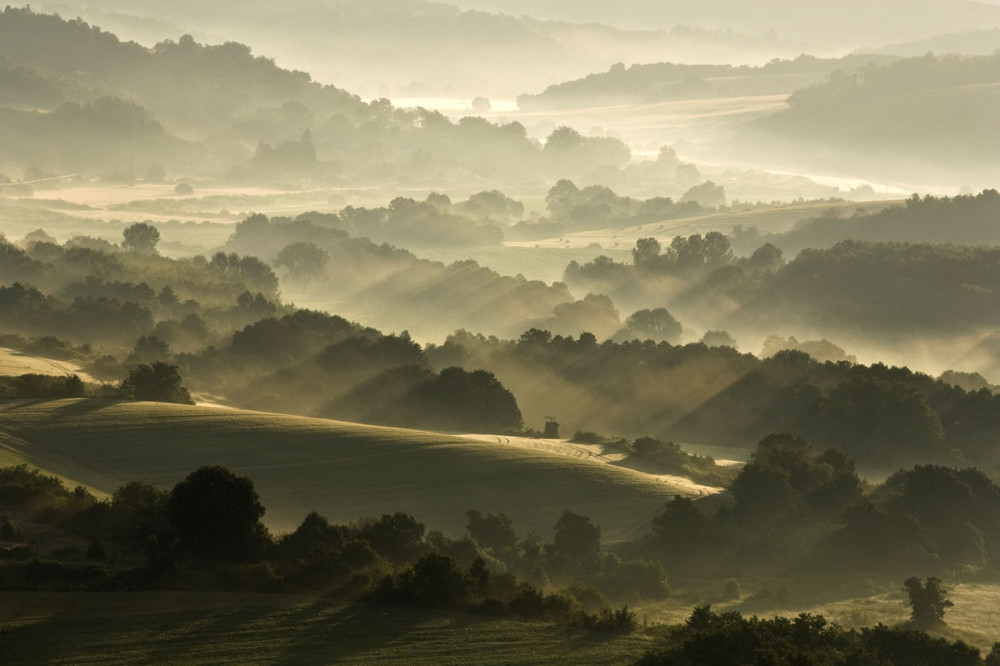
2, 2, 1000, 664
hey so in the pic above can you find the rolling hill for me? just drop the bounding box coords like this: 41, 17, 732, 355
739, 52, 1000, 185
0, 399, 718, 539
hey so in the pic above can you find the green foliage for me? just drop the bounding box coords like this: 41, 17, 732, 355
357, 512, 427, 566
0, 465, 72, 511
632, 437, 732, 486
324, 364, 523, 433
548, 181, 702, 233
614, 308, 683, 344
766, 190, 1000, 253
274, 242, 329, 282
466, 510, 517, 553
108, 481, 173, 556
637, 606, 981, 665
0, 373, 85, 399
731, 434, 862, 522
547, 510, 601, 577
121, 362, 193, 404
167, 466, 267, 563
650, 496, 711, 564
208, 252, 279, 297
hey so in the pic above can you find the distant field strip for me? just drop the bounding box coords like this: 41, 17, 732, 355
0, 400, 719, 539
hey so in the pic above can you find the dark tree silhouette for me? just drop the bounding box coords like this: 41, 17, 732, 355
167, 466, 267, 563
548, 510, 601, 575
122, 222, 160, 254
616, 308, 682, 343
121, 362, 193, 404
274, 242, 329, 283
466, 509, 517, 552
904, 577, 954, 627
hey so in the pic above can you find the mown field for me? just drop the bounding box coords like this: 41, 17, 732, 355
0, 399, 717, 539
0, 592, 652, 665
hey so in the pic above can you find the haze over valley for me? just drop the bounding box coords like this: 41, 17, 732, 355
2, 2, 1000, 663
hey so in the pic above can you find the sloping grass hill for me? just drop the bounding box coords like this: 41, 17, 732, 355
0, 399, 715, 539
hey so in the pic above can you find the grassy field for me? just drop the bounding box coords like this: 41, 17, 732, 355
0, 399, 717, 539
0, 592, 652, 665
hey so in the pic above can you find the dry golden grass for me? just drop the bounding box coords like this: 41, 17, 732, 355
0, 348, 95, 383
0, 399, 717, 539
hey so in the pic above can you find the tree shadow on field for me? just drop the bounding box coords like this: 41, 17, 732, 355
49, 398, 116, 421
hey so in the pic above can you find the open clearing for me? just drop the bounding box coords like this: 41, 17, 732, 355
0, 592, 651, 665
0, 399, 719, 539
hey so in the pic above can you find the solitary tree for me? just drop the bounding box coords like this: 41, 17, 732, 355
126, 335, 171, 366
616, 308, 682, 344
122, 222, 160, 254
168, 466, 267, 563
470, 96, 492, 114
274, 242, 329, 283
121, 362, 193, 404
547, 510, 601, 576
903, 576, 953, 627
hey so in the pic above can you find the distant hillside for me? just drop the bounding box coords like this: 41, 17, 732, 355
517, 54, 897, 111
452, 0, 1000, 47
875, 28, 1000, 58
739, 52, 1000, 183
0, 7, 367, 175
0, 399, 715, 537
0, 9, 628, 186
47, 0, 804, 98
0, 7, 368, 127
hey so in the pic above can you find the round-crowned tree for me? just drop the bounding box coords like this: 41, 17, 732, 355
167, 466, 267, 563
122, 222, 160, 254
121, 362, 193, 404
